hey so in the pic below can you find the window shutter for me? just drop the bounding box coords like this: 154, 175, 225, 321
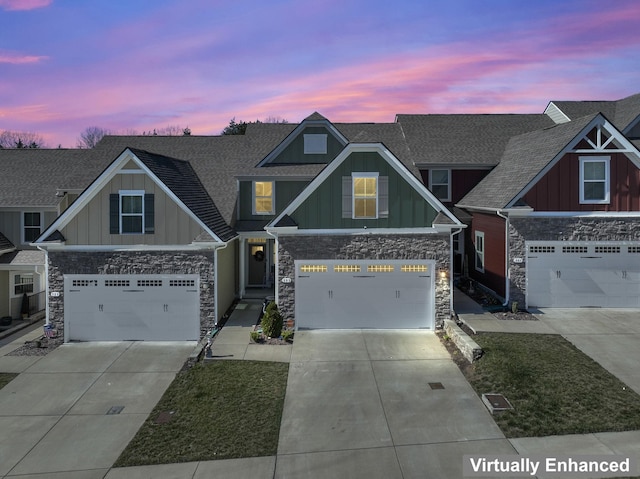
342, 176, 352, 218
109, 194, 119, 234
144, 194, 155, 233
378, 176, 388, 218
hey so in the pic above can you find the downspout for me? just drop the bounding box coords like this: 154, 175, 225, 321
36, 245, 49, 327
495, 210, 510, 307
450, 227, 464, 314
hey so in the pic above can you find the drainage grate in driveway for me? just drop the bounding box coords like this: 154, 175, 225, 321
106, 406, 125, 415
428, 382, 445, 390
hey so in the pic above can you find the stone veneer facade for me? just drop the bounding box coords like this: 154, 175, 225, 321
47, 250, 216, 344
508, 217, 640, 307
276, 233, 451, 329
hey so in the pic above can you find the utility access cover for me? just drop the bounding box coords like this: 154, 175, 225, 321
482, 393, 513, 414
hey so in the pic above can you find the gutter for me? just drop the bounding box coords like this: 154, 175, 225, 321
36, 245, 50, 329
265, 228, 279, 305
495, 210, 510, 308
450, 227, 464, 314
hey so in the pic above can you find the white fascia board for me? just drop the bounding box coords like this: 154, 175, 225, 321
543, 102, 571, 123
256, 118, 348, 167
505, 115, 640, 208
36, 243, 224, 252
269, 143, 463, 228
235, 175, 315, 181
524, 211, 640, 218
267, 227, 441, 236
413, 163, 494, 170
34, 148, 225, 244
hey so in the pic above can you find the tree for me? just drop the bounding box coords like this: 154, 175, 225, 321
221, 116, 288, 135
221, 118, 248, 135
77, 126, 110, 148
0, 130, 45, 148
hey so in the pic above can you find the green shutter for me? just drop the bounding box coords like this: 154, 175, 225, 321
342, 176, 352, 218
109, 194, 119, 234
144, 194, 154, 233
378, 176, 388, 218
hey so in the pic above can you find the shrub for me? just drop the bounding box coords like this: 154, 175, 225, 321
261, 302, 283, 338
249, 330, 261, 343
282, 329, 294, 342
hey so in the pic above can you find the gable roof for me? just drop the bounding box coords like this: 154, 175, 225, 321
36, 148, 236, 245
268, 143, 463, 230
547, 93, 640, 131
456, 113, 640, 210
395, 114, 555, 167
128, 148, 236, 242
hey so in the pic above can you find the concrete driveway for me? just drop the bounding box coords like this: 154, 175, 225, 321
536, 308, 640, 395
275, 330, 518, 478
0, 340, 195, 478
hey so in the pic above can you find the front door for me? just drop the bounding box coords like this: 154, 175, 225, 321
248, 243, 266, 286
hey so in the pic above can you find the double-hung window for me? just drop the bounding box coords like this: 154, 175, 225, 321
352, 173, 378, 219
120, 190, 144, 234
580, 156, 610, 204
429, 169, 451, 202
475, 231, 485, 273
253, 181, 274, 215
22, 212, 43, 243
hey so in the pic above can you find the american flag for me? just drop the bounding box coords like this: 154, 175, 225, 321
44, 327, 57, 338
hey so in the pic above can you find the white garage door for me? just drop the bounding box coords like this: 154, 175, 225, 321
294, 260, 434, 329
64, 274, 200, 341
527, 242, 640, 308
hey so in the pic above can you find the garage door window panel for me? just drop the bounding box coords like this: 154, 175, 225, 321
580, 157, 610, 204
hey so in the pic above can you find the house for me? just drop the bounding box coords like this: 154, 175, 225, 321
457, 99, 640, 309
1, 92, 639, 342
25, 114, 461, 341
0, 149, 106, 321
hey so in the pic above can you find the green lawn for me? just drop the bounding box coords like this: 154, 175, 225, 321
0, 373, 18, 390
114, 360, 289, 467
462, 333, 640, 438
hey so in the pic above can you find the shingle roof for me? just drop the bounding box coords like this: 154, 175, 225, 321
395, 114, 555, 167
129, 148, 237, 242
0, 148, 111, 207
0, 231, 15, 252
550, 93, 640, 131
457, 115, 596, 209
0, 249, 45, 266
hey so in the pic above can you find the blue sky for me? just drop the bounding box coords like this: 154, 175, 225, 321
1, 0, 639, 147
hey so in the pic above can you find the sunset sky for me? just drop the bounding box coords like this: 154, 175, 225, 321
1, 0, 639, 147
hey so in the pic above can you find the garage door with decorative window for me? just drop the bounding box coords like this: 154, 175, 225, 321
64, 274, 200, 341
294, 259, 434, 329
526, 242, 640, 308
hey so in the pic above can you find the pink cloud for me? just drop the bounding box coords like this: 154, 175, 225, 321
0, 0, 51, 11
0, 50, 48, 64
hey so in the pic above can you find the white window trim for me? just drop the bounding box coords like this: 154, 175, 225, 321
119, 190, 145, 234
579, 156, 610, 204
304, 134, 328, 154
475, 231, 485, 273
352, 172, 378, 219
252, 181, 275, 215
429, 169, 451, 202
21, 211, 43, 244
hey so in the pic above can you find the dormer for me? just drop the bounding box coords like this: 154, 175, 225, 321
257, 112, 348, 166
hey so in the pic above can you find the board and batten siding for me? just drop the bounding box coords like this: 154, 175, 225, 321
0, 210, 57, 247
469, 212, 506, 297
269, 126, 344, 165
238, 180, 309, 220
523, 152, 640, 211
60, 173, 205, 245
291, 151, 438, 229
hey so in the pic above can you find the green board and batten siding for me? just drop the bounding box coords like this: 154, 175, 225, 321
267, 126, 344, 165
238, 180, 309, 221
290, 151, 438, 229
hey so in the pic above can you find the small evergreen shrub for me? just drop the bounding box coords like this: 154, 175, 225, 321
261, 302, 283, 338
